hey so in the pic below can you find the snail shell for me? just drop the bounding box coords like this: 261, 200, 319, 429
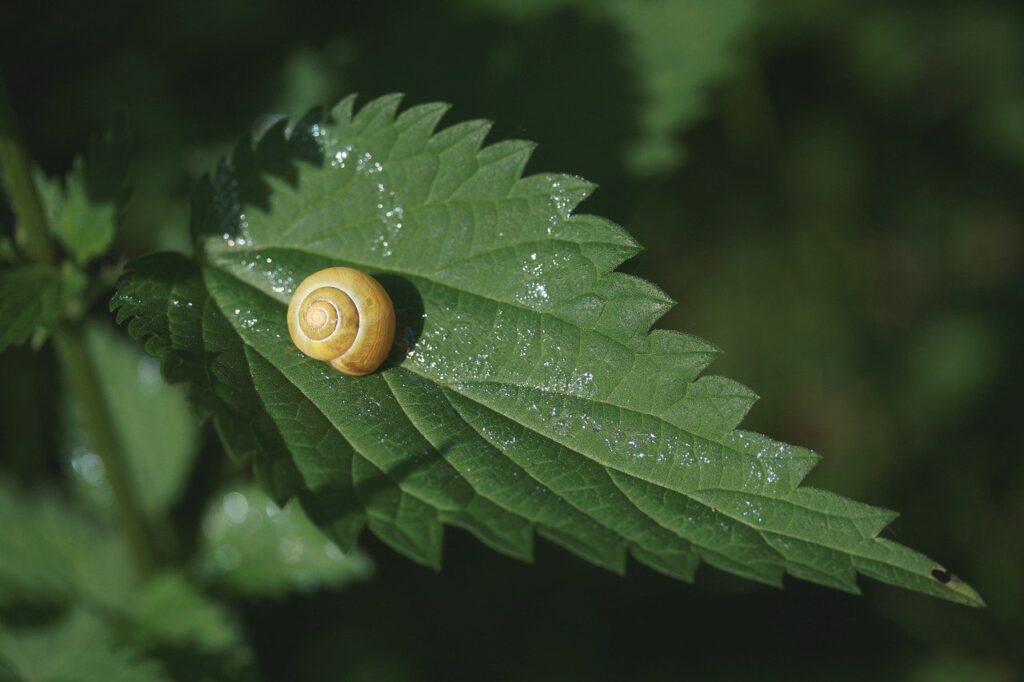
287, 267, 395, 376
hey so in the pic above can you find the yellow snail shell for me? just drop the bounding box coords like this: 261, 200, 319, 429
287, 267, 396, 376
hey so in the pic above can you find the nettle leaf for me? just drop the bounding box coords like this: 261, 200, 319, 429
0, 478, 133, 609
611, 0, 758, 173
0, 479, 254, 680
111, 95, 982, 605
36, 121, 131, 264
0, 265, 65, 352
464, 0, 758, 174
128, 573, 253, 679
197, 484, 373, 596
0, 610, 171, 682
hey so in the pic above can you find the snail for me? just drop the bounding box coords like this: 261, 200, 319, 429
287, 267, 396, 376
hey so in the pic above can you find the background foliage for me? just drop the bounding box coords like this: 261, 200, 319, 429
1, 0, 1021, 679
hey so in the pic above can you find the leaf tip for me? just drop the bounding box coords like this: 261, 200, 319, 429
331, 93, 360, 121
930, 566, 986, 608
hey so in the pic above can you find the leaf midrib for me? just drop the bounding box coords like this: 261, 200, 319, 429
205, 248, 960, 592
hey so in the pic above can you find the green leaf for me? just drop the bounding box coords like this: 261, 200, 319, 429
0, 610, 171, 682
127, 573, 254, 680
36, 121, 131, 264
63, 322, 199, 517
0, 479, 255, 681
0, 478, 134, 609
132, 574, 241, 653
197, 484, 373, 596
0, 266, 64, 353
0, 236, 16, 263
611, 0, 758, 174
111, 95, 982, 606
463, 0, 759, 174
0, 653, 19, 682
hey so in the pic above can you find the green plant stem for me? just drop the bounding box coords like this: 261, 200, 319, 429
0, 74, 156, 576
0, 76, 56, 265
52, 325, 156, 575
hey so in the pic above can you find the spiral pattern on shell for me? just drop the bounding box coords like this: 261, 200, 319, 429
287, 267, 396, 376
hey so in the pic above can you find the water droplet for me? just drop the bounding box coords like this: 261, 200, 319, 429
223, 492, 249, 524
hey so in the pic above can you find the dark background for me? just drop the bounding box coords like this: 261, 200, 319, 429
2, 0, 1021, 679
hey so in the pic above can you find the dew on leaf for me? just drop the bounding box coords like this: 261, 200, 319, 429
547, 177, 574, 232
740, 499, 766, 525
331, 144, 354, 169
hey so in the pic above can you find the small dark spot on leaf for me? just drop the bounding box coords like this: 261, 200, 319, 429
931, 567, 954, 584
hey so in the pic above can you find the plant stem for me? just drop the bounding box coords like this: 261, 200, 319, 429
0, 76, 56, 265
52, 325, 156, 575
0, 74, 156, 576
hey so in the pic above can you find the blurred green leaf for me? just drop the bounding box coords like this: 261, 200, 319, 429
846, 5, 1024, 167
0, 266, 64, 353
0, 478, 256, 680
132, 574, 243, 654
464, 0, 758, 174
36, 122, 131, 264
907, 315, 999, 422
0, 653, 18, 682
274, 43, 354, 122
64, 322, 199, 517
128, 573, 255, 681
0, 236, 15, 263
0, 610, 171, 682
611, 0, 758, 174
112, 94, 981, 605
198, 484, 372, 596
0, 478, 134, 609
